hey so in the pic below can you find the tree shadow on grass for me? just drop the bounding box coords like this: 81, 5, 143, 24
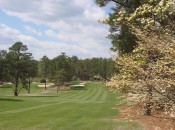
70, 87, 87, 90
0, 85, 12, 88
19, 96, 58, 98
0, 98, 23, 102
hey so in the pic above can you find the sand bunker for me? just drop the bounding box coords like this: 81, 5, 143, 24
37, 83, 55, 88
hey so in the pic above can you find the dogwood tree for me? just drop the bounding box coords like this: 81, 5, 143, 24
106, 0, 175, 116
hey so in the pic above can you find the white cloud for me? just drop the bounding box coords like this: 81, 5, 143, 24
24, 25, 42, 36
44, 29, 57, 38
0, 0, 84, 24
0, 24, 20, 37
84, 7, 106, 21
0, 0, 112, 59
0, 24, 111, 59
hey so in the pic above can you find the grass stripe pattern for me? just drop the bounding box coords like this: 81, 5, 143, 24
0, 82, 142, 130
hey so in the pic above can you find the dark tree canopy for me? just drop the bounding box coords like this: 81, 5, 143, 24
95, 0, 153, 54
7, 42, 34, 96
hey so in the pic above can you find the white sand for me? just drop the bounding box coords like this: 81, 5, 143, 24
37, 83, 55, 88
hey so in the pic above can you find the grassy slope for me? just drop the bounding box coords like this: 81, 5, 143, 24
0, 82, 142, 130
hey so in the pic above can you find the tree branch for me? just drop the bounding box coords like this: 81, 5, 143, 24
111, 0, 131, 8
152, 86, 175, 102
135, 0, 141, 6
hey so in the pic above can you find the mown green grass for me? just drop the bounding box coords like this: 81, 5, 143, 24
0, 82, 142, 130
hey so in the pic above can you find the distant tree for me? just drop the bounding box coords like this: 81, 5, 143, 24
38, 55, 50, 90
0, 50, 7, 60
75, 58, 115, 81
37, 54, 116, 83
0, 50, 11, 82
81, 59, 91, 80
7, 42, 33, 96
27, 60, 38, 93
51, 53, 74, 85
89, 58, 98, 79
76, 60, 84, 80
69, 55, 79, 80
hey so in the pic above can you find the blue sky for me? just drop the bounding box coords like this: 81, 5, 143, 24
0, 0, 114, 60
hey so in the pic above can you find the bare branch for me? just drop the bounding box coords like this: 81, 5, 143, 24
152, 86, 175, 102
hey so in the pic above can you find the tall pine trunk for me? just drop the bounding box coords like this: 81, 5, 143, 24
14, 77, 19, 96
28, 77, 31, 94
45, 79, 46, 90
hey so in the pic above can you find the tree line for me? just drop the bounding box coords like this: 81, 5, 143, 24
0, 42, 116, 96
38, 53, 116, 84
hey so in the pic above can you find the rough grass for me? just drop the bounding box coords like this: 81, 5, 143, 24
0, 82, 142, 130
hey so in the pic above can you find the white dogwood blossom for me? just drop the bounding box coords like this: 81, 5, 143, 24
107, 0, 175, 119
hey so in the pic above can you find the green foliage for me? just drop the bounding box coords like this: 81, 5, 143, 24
37, 53, 116, 83
96, 0, 142, 54
5, 42, 36, 96
38, 55, 50, 79
74, 58, 116, 81
49, 53, 74, 84
0, 50, 11, 82
109, 24, 138, 54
